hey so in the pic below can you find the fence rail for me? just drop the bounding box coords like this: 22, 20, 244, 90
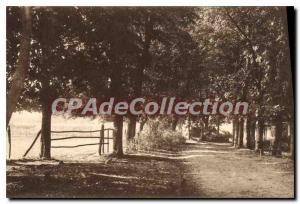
23, 124, 113, 158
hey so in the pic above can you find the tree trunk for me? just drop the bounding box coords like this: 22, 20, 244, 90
139, 116, 147, 132
109, 53, 124, 156
200, 120, 204, 141
232, 118, 236, 146
171, 116, 178, 131
39, 9, 55, 159
217, 115, 220, 137
113, 114, 124, 157
40, 99, 52, 159
238, 117, 244, 148
204, 116, 209, 130
129, 14, 153, 140
203, 116, 209, 140
272, 114, 283, 157
246, 116, 252, 149
187, 115, 191, 139
257, 118, 264, 155
249, 118, 256, 150
6, 7, 31, 127
235, 118, 240, 147
127, 115, 136, 141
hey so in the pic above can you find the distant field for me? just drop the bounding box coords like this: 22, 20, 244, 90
7, 111, 131, 161
7, 111, 233, 161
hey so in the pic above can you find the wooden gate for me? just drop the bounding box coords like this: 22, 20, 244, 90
23, 124, 114, 158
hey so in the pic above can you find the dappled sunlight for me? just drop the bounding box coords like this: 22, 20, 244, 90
89, 173, 141, 180
129, 152, 216, 160
181, 149, 230, 154
6, 6, 294, 198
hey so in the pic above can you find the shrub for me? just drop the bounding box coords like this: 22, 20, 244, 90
221, 131, 233, 140
128, 118, 186, 152
203, 130, 231, 143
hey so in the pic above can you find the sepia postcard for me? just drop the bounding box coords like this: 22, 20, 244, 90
6, 6, 295, 198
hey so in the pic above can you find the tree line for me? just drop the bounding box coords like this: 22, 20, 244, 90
6, 7, 293, 159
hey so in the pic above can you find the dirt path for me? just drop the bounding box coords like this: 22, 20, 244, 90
7, 141, 294, 198
179, 141, 294, 198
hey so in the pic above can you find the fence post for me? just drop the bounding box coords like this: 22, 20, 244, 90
7, 125, 11, 159
98, 124, 104, 156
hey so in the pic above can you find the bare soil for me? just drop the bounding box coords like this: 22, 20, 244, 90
7, 141, 294, 198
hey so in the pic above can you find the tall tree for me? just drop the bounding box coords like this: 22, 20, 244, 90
7, 7, 86, 159
6, 7, 31, 127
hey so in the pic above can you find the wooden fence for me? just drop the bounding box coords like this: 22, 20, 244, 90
23, 124, 113, 158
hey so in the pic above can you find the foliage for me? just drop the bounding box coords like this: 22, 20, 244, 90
7, 7, 293, 156
128, 118, 186, 152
